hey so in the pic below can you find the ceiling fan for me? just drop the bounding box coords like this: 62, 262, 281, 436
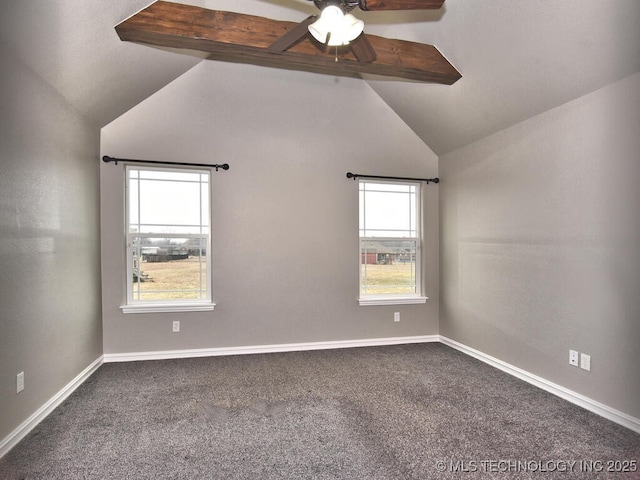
115, 0, 460, 85
281, 0, 448, 60
306, 0, 446, 13
306, 1, 447, 44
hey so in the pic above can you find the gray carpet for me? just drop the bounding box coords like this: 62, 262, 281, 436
1, 343, 638, 479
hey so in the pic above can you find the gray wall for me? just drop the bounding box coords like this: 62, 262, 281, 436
100, 61, 439, 355
0, 46, 103, 441
440, 73, 640, 419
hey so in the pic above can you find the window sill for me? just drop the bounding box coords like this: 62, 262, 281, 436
120, 302, 215, 314
358, 296, 428, 306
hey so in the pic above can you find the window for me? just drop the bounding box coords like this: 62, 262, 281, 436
123, 166, 213, 313
359, 180, 427, 306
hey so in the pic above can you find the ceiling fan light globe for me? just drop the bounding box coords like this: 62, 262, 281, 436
342, 13, 364, 41
326, 31, 348, 46
308, 6, 364, 46
320, 5, 344, 22
308, 22, 329, 43
308, 6, 342, 44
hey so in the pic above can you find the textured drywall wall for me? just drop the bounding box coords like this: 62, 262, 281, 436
0, 46, 103, 442
100, 60, 439, 354
440, 73, 640, 419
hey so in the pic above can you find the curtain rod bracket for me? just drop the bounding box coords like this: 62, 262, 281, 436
346, 172, 439, 184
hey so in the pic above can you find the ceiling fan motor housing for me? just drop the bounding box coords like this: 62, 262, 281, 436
312, 0, 362, 13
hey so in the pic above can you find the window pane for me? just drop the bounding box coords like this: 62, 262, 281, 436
360, 182, 417, 238
129, 179, 139, 229
201, 181, 209, 225
129, 168, 209, 234
360, 182, 415, 193
138, 180, 204, 229
137, 170, 205, 183
136, 225, 210, 235
361, 240, 417, 295
131, 236, 207, 301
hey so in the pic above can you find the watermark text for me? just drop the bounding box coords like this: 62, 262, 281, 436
434, 459, 637, 474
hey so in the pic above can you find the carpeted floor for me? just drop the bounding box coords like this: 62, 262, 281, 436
1, 343, 638, 479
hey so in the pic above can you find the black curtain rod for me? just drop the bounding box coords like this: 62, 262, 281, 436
102, 156, 229, 172
346, 172, 439, 184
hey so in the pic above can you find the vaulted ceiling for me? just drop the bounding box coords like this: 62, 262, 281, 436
2, 0, 639, 155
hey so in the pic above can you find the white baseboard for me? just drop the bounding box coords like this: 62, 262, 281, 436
4, 335, 638, 461
0, 356, 104, 459
439, 336, 640, 434
103, 335, 440, 363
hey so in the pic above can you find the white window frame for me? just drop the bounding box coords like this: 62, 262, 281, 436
121, 165, 215, 314
358, 179, 428, 306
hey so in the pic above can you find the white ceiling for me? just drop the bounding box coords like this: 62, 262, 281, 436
2, 0, 639, 155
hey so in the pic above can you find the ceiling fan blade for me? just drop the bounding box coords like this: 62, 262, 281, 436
350, 34, 376, 63
359, 0, 445, 10
268, 15, 317, 53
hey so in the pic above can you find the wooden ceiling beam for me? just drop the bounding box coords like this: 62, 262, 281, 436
115, 1, 461, 85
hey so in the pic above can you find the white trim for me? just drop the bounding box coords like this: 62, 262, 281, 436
103, 335, 439, 363
439, 336, 640, 434
125, 165, 212, 307
0, 356, 104, 459
121, 302, 215, 314
358, 296, 428, 306
4, 336, 638, 462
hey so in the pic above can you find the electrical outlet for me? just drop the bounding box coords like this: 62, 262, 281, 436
569, 350, 579, 367
580, 353, 591, 371
16, 372, 24, 393
172, 320, 180, 333
394, 312, 400, 322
